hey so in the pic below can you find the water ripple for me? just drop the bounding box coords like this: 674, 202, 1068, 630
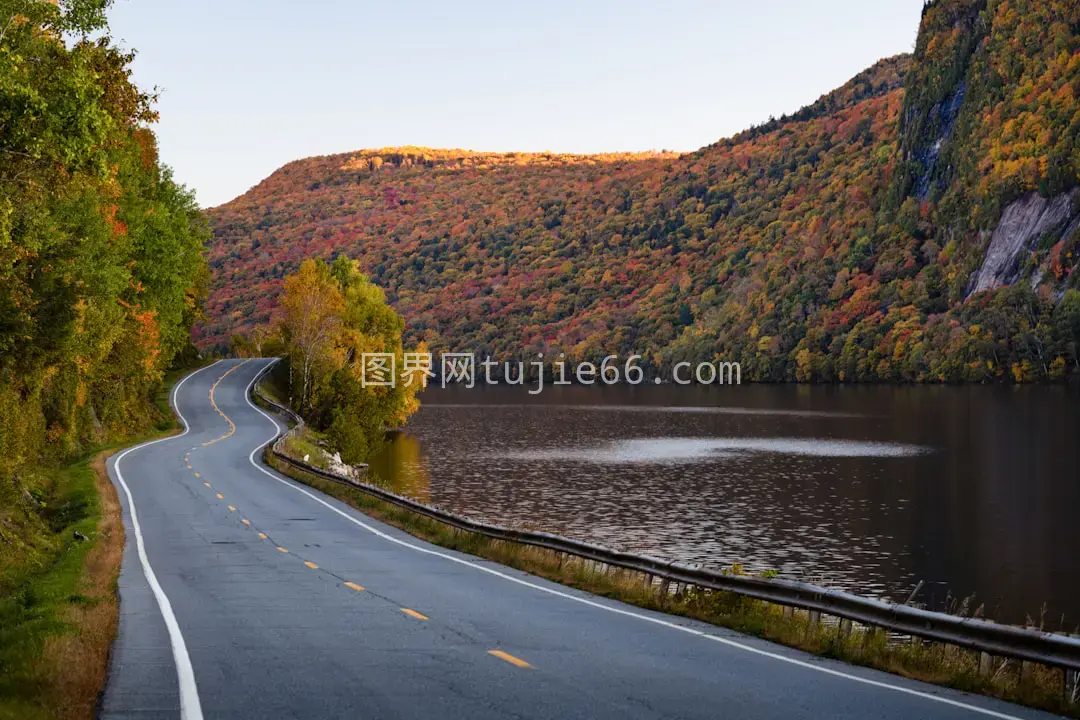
429, 403, 865, 418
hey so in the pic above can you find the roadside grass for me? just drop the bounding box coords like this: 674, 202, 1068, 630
0, 361, 211, 720
0, 454, 125, 720
266, 451, 1080, 718
254, 371, 288, 408
150, 363, 206, 431
279, 427, 331, 471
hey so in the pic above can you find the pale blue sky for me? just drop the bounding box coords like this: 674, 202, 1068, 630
108, 1, 926, 208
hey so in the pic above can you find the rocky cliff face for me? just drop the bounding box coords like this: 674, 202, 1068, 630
909, 80, 965, 200
968, 193, 1077, 295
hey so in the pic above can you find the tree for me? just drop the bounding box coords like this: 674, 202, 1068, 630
1, 0, 208, 590
277, 256, 422, 463
1053, 290, 1080, 373
280, 259, 343, 412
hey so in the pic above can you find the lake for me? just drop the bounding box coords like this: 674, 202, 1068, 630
367, 383, 1080, 627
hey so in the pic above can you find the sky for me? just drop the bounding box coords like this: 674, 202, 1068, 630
108, 0, 927, 208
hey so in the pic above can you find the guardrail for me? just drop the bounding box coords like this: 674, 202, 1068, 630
250, 361, 302, 426
250, 361, 1080, 678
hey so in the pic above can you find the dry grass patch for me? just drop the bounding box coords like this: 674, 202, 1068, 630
0, 453, 122, 720
27, 452, 124, 720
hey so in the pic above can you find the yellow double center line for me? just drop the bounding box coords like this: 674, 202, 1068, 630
202, 485, 535, 670
202, 360, 248, 447
488, 650, 532, 668
195, 374, 537, 671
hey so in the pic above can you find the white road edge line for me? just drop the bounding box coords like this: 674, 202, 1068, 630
112, 361, 223, 720
241, 359, 1026, 720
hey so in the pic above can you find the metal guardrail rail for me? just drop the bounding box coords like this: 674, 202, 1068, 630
250, 362, 1080, 674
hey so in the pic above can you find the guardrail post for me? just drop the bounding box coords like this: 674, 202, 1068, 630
807, 610, 821, 637
861, 626, 878, 652
838, 618, 852, 640
978, 652, 993, 678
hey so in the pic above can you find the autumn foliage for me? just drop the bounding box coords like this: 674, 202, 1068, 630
274, 257, 423, 463
1, 0, 209, 569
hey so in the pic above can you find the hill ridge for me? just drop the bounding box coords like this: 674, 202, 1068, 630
203, 0, 1080, 382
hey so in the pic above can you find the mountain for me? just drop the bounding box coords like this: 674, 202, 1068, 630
202, 0, 1080, 382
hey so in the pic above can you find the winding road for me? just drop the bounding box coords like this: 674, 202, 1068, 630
102, 359, 1057, 719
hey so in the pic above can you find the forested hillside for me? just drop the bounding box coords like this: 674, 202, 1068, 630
1, 0, 207, 588
203, 148, 678, 353
204, 0, 1080, 382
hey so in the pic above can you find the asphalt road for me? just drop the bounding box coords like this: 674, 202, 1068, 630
102, 358, 1059, 720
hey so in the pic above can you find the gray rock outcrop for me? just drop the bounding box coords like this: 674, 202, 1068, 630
968, 192, 1076, 296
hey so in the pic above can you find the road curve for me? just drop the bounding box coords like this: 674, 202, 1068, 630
102, 358, 1057, 720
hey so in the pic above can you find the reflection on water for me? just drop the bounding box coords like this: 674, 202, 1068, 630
368, 383, 1080, 625
368, 432, 430, 503
434, 403, 865, 418
497, 437, 927, 463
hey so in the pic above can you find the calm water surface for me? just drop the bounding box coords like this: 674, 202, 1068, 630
368, 384, 1080, 625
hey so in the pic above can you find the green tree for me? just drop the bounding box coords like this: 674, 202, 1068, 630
278, 257, 421, 463
280, 259, 344, 413
1, 0, 207, 509
1053, 290, 1080, 373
